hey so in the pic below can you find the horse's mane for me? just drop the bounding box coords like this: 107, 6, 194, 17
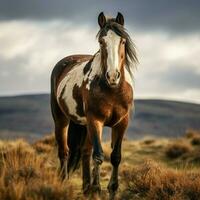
96, 18, 138, 78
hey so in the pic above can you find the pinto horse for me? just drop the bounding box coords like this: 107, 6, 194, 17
51, 12, 138, 198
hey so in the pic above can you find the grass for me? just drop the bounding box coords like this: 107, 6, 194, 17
0, 130, 200, 199
120, 160, 200, 200
165, 141, 191, 159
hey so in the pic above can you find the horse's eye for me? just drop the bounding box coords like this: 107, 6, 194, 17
121, 39, 126, 45
99, 40, 103, 45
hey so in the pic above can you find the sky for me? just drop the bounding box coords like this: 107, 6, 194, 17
0, 0, 200, 103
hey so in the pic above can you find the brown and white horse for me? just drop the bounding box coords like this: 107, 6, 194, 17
51, 12, 138, 199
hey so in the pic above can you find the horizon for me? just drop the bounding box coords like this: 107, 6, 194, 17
0, 92, 199, 105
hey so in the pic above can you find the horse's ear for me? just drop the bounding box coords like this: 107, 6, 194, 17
116, 12, 124, 26
98, 12, 106, 28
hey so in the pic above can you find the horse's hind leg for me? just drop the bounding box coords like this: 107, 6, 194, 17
51, 95, 69, 180
82, 134, 92, 196
55, 120, 69, 180
108, 116, 128, 200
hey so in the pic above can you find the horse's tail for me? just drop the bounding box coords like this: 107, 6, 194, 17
67, 121, 87, 174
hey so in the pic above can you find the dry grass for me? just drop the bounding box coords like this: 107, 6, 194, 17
185, 129, 200, 139
33, 134, 55, 154
1, 130, 200, 199
0, 138, 75, 200
142, 138, 156, 145
191, 135, 200, 146
120, 160, 200, 200
102, 142, 111, 162
165, 141, 191, 159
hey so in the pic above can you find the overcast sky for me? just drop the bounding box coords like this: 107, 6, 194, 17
0, 0, 200, 103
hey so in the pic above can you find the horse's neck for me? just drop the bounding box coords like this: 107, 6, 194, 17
89, 52, 102, 76
92, 51, 101, 70
124, 67, 134, 89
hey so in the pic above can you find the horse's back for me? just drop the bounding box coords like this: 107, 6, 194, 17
51, 54, 93, 95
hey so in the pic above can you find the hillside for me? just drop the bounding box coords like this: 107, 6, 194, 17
1, 130, 200, 200
0, 94, 200, 141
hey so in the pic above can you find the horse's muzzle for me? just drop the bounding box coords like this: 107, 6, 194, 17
105, 70, 121, 87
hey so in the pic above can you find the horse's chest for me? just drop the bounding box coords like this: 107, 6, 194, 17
107, 105, 128, 126
107, 101, 132, 126
88, 89, 133, 126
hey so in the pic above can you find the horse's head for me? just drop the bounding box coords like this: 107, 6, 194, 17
97, 12, 138, 88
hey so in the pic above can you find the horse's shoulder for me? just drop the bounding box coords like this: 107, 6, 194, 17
51, 54, 93, 92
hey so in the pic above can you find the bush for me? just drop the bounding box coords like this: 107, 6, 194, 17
142, 139, 155, 145
120, 160, 200, 200
33, 134, 55, 154
165, 142, 191, 159
0, 139, 74, 200
185, 129, 200, 139
191, 136, 200, 146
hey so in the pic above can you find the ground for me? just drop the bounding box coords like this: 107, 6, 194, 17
0, 129, 200, 200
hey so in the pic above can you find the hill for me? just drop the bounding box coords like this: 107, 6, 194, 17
0, 94, 200, 141
1, 131, 200, 200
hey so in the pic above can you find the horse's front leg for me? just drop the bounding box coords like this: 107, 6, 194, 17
108, 116, 128, 200
87, 117, 104, 194
82, 134, 92, 196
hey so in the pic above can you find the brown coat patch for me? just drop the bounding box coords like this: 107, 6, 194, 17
84, 70, 133, 127
83, 58, 94, 75
72, 84, 85, 117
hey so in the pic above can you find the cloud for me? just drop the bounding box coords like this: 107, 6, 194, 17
0, 20, 199, 103
0, 0, 200, 34
133, 30, 200, 103
0, 20, 99, 95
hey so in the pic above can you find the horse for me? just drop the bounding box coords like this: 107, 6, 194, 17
50, 12, 138, 199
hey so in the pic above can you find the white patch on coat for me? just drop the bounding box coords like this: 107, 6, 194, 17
57, 61, 88, 124
56, 53, 102, 124
103, 30, 121, 73
84, 52, 101, 90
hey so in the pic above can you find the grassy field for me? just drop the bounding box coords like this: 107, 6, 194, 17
1, 130, 200, 200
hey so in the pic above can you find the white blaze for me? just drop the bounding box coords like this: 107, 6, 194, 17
103, 30, 121, 73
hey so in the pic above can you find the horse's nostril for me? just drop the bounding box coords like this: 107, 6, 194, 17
106, 72, 110, 79
116, 71, 121, 79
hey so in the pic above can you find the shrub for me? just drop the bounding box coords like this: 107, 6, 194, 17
191, 136, 200, 146
185, 129, 200, 139
33, 142, 53, 154
120, 160, 200, 200
33, 134, 55, 154
0, 139, 75, 200
165, 142, 191, 159
142, 139, 155, 145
